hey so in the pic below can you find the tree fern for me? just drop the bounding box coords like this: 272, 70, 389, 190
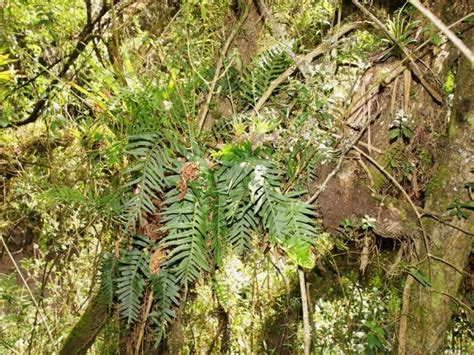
115, 236, 151, 327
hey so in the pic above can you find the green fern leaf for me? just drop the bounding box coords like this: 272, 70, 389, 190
122, 133, 171, 229
116, 236, 151, 327
161, 189, 211, 286
99, 253, 117, 310
150, 269, 180, 347
239, 47, 292, 106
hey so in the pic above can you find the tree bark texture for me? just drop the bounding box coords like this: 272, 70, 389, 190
403, 26, 473, 354
59, 292, 111, 355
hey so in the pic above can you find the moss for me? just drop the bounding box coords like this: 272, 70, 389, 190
418, 148, 432, 168
442, 69, 456, 95
425, 164, 450, 205
448, 119, 458, 137
59, 292, 110, 355
371, 168, 388, 193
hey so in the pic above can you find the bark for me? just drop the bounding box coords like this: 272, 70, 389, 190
59, 292, 111, 355
402, 26, 474, 354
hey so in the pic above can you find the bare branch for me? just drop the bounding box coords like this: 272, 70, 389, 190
197, 2, 251, 132
409, 0, 474, 64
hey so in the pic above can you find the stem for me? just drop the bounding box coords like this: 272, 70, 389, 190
298, 268, 311, 355
409, 0, 474, 64
0, 236, 57, 351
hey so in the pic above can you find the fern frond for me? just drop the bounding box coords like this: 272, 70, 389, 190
150, 269, 180, 347
122, 133, 172, 229
227, 198, 258, 254
116, 236, 151, 327
239, 47, 291, 106
99, 253, 117, 310
202, 168, 227, 267
161, 189, 211, 286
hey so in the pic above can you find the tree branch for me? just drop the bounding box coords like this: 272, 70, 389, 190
197, 2, 251, 132
409, 0, 474, 64
3, 2, 114, 129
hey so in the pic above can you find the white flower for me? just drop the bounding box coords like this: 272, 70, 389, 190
163, 100, 173, 111
354, 344, 365, 352
354, 331, 366, 339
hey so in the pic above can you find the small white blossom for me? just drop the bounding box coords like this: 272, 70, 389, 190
163, 100, 173, 111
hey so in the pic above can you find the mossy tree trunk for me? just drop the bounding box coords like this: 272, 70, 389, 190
402, 25, 473, 354
59, 292, 111, 355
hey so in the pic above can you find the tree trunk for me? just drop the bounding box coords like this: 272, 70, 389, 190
402, 25, 473, 354
59, 292, 111, 355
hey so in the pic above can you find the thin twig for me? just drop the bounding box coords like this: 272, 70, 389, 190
421, 212, 474, 236
409, 0, 474, 64
135, 290, 154, 355
197, 3, 251, 132
298, 268, 311, 355
0, 236, 57, 351
427, 254, 468, 276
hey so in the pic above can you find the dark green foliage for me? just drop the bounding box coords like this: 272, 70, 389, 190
447, 199, 473, 219
150, 270, 180, 346
99, 253, 117, 310
161, 188, 212, 286
116, 236, 151, 327
123, 133, 173, 229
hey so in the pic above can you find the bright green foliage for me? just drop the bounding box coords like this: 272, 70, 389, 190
443, 69, 456, 95
447, 198, 473, 220
0, 50, 13, 82
384, 9, 420, 50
